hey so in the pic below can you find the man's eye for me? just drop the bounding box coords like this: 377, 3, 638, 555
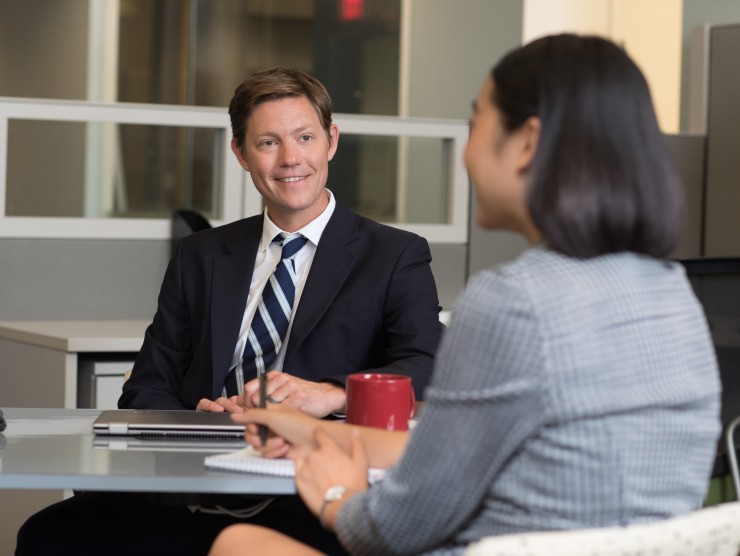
300, 135, 312, 142
261, 140, 275, 147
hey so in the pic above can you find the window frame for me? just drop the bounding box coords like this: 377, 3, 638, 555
0, 97, 469, 243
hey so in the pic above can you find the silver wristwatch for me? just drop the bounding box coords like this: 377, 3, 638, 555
319, 485, 349, 528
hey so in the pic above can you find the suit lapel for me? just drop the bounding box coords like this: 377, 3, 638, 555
210, 215, 263, 397
284, 203, 359, 364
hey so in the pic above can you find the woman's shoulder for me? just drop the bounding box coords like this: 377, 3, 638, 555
457, 248, 546, 318
487, 246, 684, 282
465, 247, 689, 313
466, 246, 566, 292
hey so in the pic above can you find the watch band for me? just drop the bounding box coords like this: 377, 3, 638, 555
319, 485, 350, 529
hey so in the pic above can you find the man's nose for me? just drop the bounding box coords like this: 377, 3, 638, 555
279, 141, 301, 166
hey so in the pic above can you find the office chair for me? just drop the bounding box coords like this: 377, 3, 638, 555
677, 257, 740, 477
171, 209, 212, 256
465, 502, 740, 556
726, 415, 740, 500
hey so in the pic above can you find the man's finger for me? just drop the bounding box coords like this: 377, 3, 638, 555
197, 398, 225, 412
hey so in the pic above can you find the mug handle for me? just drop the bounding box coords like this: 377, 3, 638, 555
409, 385, 416, 419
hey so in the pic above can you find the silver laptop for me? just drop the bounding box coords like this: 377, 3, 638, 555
92, 435, 247, 452
92, 409, 245, 438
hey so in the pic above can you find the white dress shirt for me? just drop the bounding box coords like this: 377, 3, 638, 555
228, 190, 336, 380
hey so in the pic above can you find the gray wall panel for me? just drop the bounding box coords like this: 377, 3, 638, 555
467, 190, 529, 279
665, 133, 706, 259
680, 1, 740, 131
428, 243, 467, 311
0, 239, 167, 320
704, 24, 740, 256
0, 237, 468, 320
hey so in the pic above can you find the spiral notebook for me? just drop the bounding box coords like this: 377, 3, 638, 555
205, 446, 296, 476
205, 446, 386, 482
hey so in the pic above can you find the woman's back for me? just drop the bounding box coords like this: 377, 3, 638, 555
334, 247, 721, 556
460, 247, 721, 537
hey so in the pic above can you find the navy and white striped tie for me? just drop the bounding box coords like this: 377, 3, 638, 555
223, 233, 308, 397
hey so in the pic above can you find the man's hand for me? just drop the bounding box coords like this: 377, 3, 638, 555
195, 396, 246, 413
242, 370, 346, 417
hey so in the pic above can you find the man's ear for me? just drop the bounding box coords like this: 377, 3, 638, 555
231, 138, 250, 172
327, 124, 339, 161
517, 116, 540, 173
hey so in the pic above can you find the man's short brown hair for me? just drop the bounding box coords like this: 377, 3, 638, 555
228, 67, 333, 148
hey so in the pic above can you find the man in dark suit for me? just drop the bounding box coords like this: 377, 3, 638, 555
16, 68, 442, 556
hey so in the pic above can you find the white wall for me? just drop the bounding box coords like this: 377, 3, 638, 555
523, 0, 683, 133
397, 0, 528, 291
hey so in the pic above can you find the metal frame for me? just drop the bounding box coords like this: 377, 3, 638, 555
0, 97, 469, 244
726, 415, 740, 500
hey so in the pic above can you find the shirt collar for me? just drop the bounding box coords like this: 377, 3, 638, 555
259, 189, 336, 251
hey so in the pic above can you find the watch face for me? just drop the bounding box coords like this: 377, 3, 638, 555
325, 485, 347, 501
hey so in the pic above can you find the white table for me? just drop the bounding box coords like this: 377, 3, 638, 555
0, 407, 293, 494
0, 407, 294, 554
0, 320, 148, 408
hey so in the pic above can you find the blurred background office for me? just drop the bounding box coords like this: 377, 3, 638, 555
0, 0, 739, 318
2, 1, 740, 552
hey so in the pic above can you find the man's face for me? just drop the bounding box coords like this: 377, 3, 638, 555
231, 96, 339, 231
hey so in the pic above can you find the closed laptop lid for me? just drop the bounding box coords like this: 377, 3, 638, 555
92, 409, 245, 438
92, 435, 247, 452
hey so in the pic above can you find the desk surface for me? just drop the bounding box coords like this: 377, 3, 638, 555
0, 320, 149, 352
0, 408, 294, 495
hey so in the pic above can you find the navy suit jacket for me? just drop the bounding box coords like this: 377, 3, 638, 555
119, 201, 443, 410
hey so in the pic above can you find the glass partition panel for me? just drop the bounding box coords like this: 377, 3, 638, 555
0, 99, 468, 242
330, 134, 447, 224
116, 125, 221, 219
7, 121, 449, 225
6, 120, 223, 219
0, 0, 401, 117
6, 119, 86, 217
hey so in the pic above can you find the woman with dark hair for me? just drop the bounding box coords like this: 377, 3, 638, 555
491, 34, 685, 258
209, 34, 721, 556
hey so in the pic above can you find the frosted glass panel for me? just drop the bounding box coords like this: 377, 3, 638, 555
6, 120, 222, 219
6, 119, 449, 225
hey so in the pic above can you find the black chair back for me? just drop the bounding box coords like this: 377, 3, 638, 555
678, 257, 740, 476
171, 209, 212, 256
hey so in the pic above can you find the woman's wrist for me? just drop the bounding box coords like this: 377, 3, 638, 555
318, 485, 356, 530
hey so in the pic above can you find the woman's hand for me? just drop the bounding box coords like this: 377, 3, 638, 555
230, 404, 320, 460
294, 428, 369, 530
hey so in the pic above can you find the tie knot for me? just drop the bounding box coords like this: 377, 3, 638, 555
276, 234, 308, 260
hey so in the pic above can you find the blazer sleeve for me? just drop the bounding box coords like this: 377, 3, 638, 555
313, 232, 444, 399
118, 241, 195, 410
368, 234, 443, 398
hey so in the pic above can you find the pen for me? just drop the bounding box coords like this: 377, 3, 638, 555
258, 371, 268, 446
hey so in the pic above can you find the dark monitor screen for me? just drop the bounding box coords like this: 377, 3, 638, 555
679, 258, 740, 431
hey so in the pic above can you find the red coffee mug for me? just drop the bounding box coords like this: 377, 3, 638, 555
346, 373, 416, 431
